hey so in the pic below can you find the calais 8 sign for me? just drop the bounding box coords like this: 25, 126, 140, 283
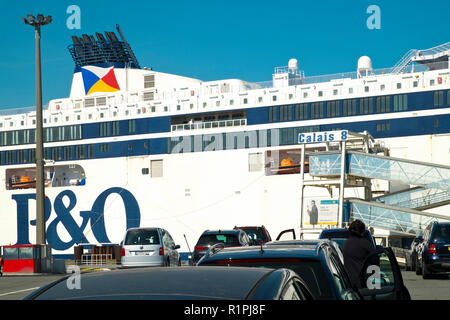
298, 130, 349, 144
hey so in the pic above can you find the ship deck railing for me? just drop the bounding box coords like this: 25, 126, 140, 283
171, 118, 246, 132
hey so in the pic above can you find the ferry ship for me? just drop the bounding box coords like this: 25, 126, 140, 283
0, 25, 449, 257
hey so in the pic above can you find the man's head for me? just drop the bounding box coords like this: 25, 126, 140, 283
348, 219, 366, 237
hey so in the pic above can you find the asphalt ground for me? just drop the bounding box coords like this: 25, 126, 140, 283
0, 269, 449, 300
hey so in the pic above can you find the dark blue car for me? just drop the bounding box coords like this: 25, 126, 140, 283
416, 221, 450, 279
198, 240, 410, 300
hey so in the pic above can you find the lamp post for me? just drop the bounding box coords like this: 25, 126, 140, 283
23, 14, 52, 245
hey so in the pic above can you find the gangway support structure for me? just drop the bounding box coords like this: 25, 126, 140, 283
299, 130, 450, 236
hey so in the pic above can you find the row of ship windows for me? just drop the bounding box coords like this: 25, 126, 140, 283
0, 91, 448, 148
0, 120, 139, 147
0, 116, 443, 166
269, 91, 449, 121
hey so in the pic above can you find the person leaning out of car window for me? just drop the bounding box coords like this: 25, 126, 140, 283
342, 220, 375, 288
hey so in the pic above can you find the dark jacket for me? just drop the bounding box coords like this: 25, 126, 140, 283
342, 233, 375, 288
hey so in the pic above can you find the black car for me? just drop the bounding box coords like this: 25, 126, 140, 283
192, 229, 251, 265
405, 236, 423, 271
198, 240, 410, 300
24, 266, 314, 300
416, 221, 450, 279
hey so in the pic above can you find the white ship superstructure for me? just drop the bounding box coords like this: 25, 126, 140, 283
0, 26, 449, 257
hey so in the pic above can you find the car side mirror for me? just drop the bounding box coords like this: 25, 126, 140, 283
174, 244, 180, 250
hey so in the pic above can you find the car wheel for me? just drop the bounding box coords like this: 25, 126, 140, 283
422, 263, 432, 279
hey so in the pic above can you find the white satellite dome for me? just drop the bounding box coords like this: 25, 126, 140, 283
357, 56, 373, 76
288, 58, 298, 71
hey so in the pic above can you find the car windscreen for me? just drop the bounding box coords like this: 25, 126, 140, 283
197, 234, 239, 247
433, 225, 450, 240
125, 229, 160, 245
203, 260, 334, 300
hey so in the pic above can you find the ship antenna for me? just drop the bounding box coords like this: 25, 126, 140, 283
116, 24, 141, 69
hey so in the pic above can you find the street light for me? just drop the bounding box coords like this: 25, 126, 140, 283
23, 14, 52, 245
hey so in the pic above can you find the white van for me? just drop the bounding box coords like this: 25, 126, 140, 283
121, 227, 181, 267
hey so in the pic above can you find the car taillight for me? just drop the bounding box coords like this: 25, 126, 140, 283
121, 248, 125, 256
159, 246, 164, 256
194, 246, 208, 251
427, 244, 437, 254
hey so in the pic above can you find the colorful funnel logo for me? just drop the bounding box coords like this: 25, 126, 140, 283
81, 66, 121, 95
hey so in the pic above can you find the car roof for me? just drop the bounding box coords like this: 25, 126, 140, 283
27, 266, 281, 300
199, 240, 331, 262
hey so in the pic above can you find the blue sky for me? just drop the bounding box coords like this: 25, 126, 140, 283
0, 0, 449, 110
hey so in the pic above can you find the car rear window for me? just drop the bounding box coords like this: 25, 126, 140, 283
197, 234, 240, 246
322, 230, 372, 243
433, 225, 450, 240
241, 228, 267, 241
125, 229, 160, 245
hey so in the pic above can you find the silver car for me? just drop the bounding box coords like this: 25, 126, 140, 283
121, 227, 181, 267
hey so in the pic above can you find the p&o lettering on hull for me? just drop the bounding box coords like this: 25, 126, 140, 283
12, 187, 141, 251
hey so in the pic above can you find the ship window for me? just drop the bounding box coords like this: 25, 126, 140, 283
258, 97, 263, 103
230, 99, 234, 105
143, 91, 154, 101
294, 104, 308, 120
364, 86, 369, 92
289, 94, 294, 100
434, 119, 439, 128
164, 106, 168, 112
433, 91, 444, 106
85, 98, 95, 108
99, 144, 110, 152
430, 79, 435, 86
268, 106, 278, 122
326, 101, 339, 118
142, 168, 149, 175
393, 94, 408, 111
75, 145, 85, 159
100, 122, 110, 137
447, 91, 450, 105
413, 81, 418, 88
348, 88, 353, 94
272, 95, 277, 101
359, 97, 373, 114
380, 84, 385, 91
96, 97, 106, 106
397, 83, 401, 89
151, 106, 156, 112
243, 98, 248, 104
311, 102, 324, 119
203, 102, 207, 108
151, 159, 163, 178
177, 105, 181, 111
376, 96, 390, 113
343, 99, 356, 116
318, 91, 323, 97
376, 122, 390, 132
280, 105, 292, 121
111, 121, 119, 136
190, 104, 194, 109
144, 75, 155, 88
333, 89, 338, 96
216, 101, 220, 107
303, 92, 308, 98
129, 119, 136, 133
